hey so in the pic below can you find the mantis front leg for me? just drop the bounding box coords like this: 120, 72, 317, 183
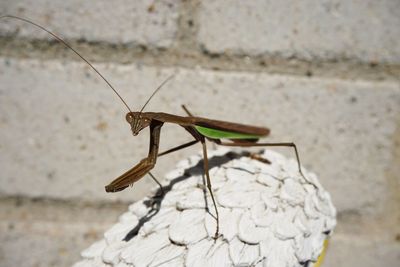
105, 121, 164, 192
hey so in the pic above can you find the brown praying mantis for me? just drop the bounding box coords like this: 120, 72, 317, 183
1, 15, 315, 239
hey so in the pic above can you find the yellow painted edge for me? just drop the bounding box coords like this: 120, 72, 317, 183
313, 239, 329, 267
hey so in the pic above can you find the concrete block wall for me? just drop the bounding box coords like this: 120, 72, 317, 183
0, 1, 399, 266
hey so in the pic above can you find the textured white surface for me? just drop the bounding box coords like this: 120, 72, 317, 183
73, 149, 336, 267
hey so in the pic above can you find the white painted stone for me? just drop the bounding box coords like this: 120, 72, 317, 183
250, 202, 274, 228
176, 187, 207, 210
305, 193, 322, 219
205, 241, 231, 266
170, 175, 202, 191
118, 212, 137, 224
218, 209, 243, 241
217, 182, 262, 208
116, 262, 130, 267
185, 239, 213, 267
140, 208, 177, 236
229, 237, 260, 266
120, 229, 170, 265
280, 179, 306, 206
238, 210, 271, 245
148, 244, 185, 267
226, 167, 256, 182
273, 208, 302, 240
261, 195, 279, 211
260, 238, 298, 267
256, 173, 280, 189
81, 239, 107, 259
128, 201, 149, 218
164, 168, 186, 182
229, 158, 258, 174
169, 209, 208, 245
104, 222, 135, 244
102, 241, 129, 265
204, 207, 241, 241
198, 0, 400, 63
74, 149, 336, 266
0, 0, 178, 47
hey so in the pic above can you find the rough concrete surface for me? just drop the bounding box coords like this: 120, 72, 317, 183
0, 0, 179, 47
325, 234, 400, 267
0, 57, 398, 216
0, 0, 399, 267
0, 198, 127, 267
198, 0, 400, 63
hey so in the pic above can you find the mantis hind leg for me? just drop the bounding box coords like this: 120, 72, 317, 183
200, 139, 220, 239
180, 125, 220, 238
215, 141, 317, 188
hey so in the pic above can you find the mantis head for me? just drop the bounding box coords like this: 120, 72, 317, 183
125, 75, 174, 136
126, 112, 151, 136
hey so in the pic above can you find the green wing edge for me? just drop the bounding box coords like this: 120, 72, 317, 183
195, 125, 262, 139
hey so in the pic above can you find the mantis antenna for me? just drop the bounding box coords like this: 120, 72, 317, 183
0, 15, 133, 112
139, 74, 175, 113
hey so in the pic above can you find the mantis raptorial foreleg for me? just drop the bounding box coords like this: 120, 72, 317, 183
105, 121, 163, 192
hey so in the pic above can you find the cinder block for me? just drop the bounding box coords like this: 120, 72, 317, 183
198, 0, 400, 63
0, 58, 399, 216
0, 0, 179, 47
0, 220, 99, 267
324, 234, 400, 267
0, 199, 125, 267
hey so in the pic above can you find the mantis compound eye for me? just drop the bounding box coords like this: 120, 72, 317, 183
126, 113, 134, 123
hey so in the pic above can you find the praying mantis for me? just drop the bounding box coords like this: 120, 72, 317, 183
1, 15, 313, 239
